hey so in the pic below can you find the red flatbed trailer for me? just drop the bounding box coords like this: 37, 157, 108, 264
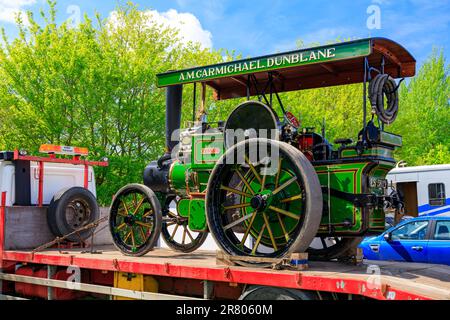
1, 193, 449, 300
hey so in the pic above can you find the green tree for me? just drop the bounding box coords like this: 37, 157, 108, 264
0, 1, 228, 204
392, 50, 450, 165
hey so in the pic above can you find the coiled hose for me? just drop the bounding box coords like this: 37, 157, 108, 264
368, 74, 400, 124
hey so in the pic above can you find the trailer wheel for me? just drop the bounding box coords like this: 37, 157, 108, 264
239, 286, 317, 300
109, 184, 162, 256
308, 237, 363, 261
161, 196, 208, 253
47, 187, 100, 242
206, 138, 322, 266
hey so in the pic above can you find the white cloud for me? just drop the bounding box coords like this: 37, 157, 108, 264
0, 0, 36, 24
148, 9, 212, 48
109, 8, 212, 49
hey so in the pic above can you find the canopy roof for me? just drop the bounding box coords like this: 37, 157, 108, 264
156, 37, 416, 100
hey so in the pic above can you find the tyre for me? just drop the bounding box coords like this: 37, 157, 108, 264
109, 184, 162, 256
161, 196, 208, 253
206, 138, 322, 266
47, 187, 100, 242
239, 286, 317, 300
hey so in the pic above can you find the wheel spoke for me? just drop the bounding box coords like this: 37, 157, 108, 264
170, 224, 179, 239
274, 158, 283, 188
280, 194, 302, 203
185, 227, 195, 242
223, 212, 254, 231
139, 226, 147, 241
321, 237, 328, 249
251, 224, 266, 255
133, 193, 138, 207
262, 212, 278, 250
135, 220, 153, 229
132, 196, 146, 215
130, 228, 136, 248
142, 209, 154, 218
268, 205, 300, 220
167, 211, 178, 218
182, 226, 187, 245
220, 185, 252, 198
244, 155, 262, 183
115, 223, 127, 231
235, 168, 255, 195
121, 200, 130, 215
117, 209, 127, 217
260, 170, 267, 192
240, 210, 258, 246
276, 213, 290, 242
272, 176, 297, 195
222, 202, 251, 210
123, 229, 132, 243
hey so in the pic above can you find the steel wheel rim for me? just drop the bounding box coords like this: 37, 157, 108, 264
110, 190, 156, 253
65, 198, 91, 229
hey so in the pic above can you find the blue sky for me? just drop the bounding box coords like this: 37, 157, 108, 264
1, 0, 449, 67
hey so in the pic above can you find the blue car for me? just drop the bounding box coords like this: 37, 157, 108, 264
359, 216, 450, 265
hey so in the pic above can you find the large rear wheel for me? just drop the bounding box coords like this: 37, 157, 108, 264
206, 138, 322, 266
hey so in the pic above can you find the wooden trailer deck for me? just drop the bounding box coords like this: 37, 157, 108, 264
2, 246, 449, 300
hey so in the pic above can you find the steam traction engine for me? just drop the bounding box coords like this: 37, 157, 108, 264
108, 38, 416, 265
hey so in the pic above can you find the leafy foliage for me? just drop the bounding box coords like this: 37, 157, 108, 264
0, 1, 448, 204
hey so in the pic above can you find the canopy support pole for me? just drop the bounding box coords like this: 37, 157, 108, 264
197, 82, 207, 122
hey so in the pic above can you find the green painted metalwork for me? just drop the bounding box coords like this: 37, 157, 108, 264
340, 146, 395, 160
176, 198, 190, 218
157, 39, 371, 87
188, 199, 207, 231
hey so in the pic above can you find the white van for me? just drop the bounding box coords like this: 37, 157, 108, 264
386, 164, 450, 217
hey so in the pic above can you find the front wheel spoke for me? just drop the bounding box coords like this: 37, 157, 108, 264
170, 224, 179, 239
251, 224, 266, 255
185, 227, 195, 242
130, 228, 136, 248
167, 211, 178, 218
280, 194, 303, 203
222, 202, 251, 210
115, 222, 127, 231
223, 212, 254, 231
135, 220, 153, 229
142, 208, 154, 218
220, 185, 252, 198
272, 176, 297, 195
244, 155, 262, 183
117, 209, 127, 217
269, 205, 300, 220
132, 197, 146, 215
181, 226, 187, 245
123, 229, 132, 243
235, 168, 255, 195
121, 200, 130, 215
139, 226, 147, 241
262, 212, 277, 251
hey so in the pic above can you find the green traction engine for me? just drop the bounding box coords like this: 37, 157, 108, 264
108, 38, 416, 264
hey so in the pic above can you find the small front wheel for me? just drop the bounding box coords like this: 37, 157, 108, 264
109, 184, 162, 256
